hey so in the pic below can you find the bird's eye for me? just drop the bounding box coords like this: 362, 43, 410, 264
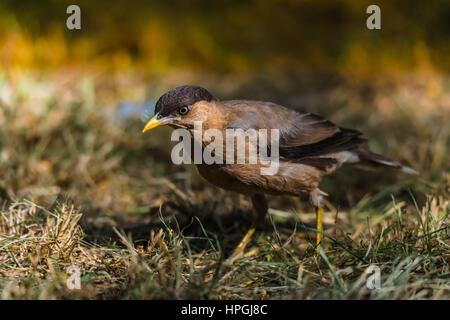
157, 114, 163, 120
179, 106, 190, 115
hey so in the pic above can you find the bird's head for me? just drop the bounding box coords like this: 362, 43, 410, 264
142, 85, 214, 132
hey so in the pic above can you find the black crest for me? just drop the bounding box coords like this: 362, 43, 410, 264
155, 85, 214, 117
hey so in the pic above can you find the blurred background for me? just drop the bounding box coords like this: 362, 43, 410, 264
0, 0, 449, 300
0, 0, 448, 226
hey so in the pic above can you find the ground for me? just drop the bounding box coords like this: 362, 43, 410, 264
0, 68, 448, 299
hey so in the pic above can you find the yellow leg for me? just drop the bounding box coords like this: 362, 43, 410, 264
226, 217, 264, 264
230, 223, 257, 257
315, 207, 323, 250
226, 194, 267, 264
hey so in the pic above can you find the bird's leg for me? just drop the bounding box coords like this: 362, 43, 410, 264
227, 194, 268, 262
315, 206, 323, 249
310, 188, 327, 253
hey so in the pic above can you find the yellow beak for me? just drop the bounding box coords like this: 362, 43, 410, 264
142, 114, 162, 133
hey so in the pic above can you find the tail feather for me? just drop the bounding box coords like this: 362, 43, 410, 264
354, 150, 419, 175
400, 165, 419, 175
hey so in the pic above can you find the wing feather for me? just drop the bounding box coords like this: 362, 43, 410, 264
222, 100, 366, 170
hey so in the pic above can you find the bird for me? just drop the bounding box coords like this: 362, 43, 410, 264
142, 85, 418, 261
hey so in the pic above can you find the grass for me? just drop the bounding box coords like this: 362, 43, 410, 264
0, 69, 449, 299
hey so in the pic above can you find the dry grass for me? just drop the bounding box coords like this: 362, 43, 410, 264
0, 196, 448, 299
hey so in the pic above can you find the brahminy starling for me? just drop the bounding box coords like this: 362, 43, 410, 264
142, 85, 417, 261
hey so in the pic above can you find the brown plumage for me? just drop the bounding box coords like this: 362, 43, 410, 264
142, 85, 417, 261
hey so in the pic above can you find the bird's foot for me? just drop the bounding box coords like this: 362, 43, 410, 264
225, 226, 257, 264
314, 207, 323, 255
